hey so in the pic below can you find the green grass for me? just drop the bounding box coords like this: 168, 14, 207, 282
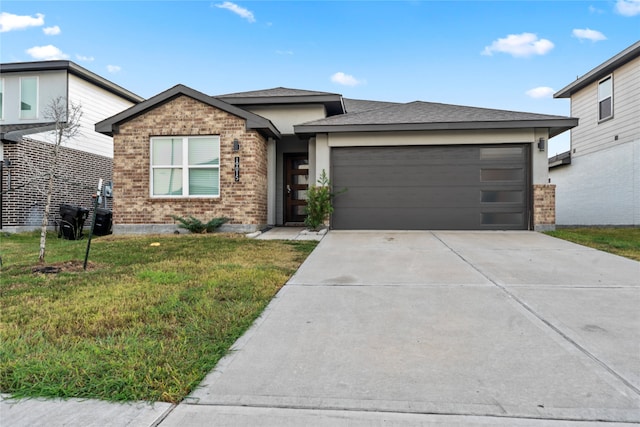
545, 227, 640, 261
0, 231, 317, 403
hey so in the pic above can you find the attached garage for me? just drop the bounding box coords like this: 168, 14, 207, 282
331, 144, 530, 230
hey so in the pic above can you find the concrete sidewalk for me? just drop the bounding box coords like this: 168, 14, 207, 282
2, 231, 639, 426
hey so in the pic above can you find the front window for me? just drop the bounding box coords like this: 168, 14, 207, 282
598, 75, 613, 121
150, 136, 220, 197
20, 77, 38, 119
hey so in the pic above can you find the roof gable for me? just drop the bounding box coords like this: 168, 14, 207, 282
554, 41, 640, 98
95, 84, 280, 139
0, 60, 143, 104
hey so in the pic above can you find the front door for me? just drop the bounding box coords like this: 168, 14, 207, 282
284, 154, 309, 224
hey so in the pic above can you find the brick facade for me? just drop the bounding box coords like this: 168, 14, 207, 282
532, 184, 556, 231
113, 95, 268, 232
1, 137, 112, 230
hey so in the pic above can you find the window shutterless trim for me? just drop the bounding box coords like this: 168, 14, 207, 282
149, 135, 221, 198
597, 75, 613, 123
19, 76, 39, 120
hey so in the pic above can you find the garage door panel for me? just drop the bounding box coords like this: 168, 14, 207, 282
331, 144, 529, 230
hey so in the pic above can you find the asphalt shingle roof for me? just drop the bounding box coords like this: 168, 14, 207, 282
302, 101, 572, 126
217, 87, 341, 98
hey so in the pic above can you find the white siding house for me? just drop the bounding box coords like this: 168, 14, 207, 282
0, 60, 143, 230
551, 41, 640, 226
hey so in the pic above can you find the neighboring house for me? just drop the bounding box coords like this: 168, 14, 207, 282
96, 84, 576, 233
551, 41, 640, 226
0, 60, 143, 231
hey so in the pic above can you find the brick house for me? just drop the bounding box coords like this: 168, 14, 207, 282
96, 84, 577, 233
0, 61, 143, 231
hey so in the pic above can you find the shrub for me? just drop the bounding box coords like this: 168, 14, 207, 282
170, 215, 230, 234
304, 170, 336, 231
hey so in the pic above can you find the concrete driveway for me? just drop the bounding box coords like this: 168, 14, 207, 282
165, 231, 640, 426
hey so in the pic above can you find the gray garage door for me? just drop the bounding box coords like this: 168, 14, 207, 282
331, 144, 530, 230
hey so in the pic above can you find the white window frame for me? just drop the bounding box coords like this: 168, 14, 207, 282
150, 135, 221, 198
597, 75, 613, 122
20, 76, 39, 120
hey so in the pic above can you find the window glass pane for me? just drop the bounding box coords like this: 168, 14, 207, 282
153, 168, 183, 195
598, 77, 612, 99
189, 137, 219, 166
189, 168, 219, 195
20, 77, 37, 119
599, 99, 612, 120
481, 212, 523, 225
481, 190, 523, 203
152, 138, 182, 165
480, 147, 523, 160
480, 168, 523, 181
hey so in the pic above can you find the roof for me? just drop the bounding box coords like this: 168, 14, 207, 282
295, 101, 578, 138
0, 60, 144, 104
95, 84, 281, 139
548, 150, 572, 168
0, 123, 56, 142
554, 41, 640, 98
343, 98, 401, 114
217, 87, 345, 116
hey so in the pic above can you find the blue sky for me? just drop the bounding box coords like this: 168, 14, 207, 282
1, 1, 639, 155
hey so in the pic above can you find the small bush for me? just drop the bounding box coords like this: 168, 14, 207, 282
171, 215, 230, 234
305, 170, 342, 231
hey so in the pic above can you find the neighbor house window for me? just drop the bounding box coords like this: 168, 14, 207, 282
20, 77, 38, 119
598, 75, 613, 121
150, 136, 220, 197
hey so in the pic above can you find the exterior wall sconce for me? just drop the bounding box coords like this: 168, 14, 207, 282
537, 137, 546, 151
233, 139, 240, 152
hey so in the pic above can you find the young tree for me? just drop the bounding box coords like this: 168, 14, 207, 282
38, 97, 83, 263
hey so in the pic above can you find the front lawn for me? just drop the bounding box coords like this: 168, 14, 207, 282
0, 232, 316, 403
545, 227, 640, 261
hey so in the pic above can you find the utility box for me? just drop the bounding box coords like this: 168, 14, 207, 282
59, 204, 89, 240
93, 208, 113, 236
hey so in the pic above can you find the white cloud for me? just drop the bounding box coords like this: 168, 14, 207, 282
526, 86, 555, 99
482, 33, 554, 58
589, 5, 604, 14
215, 2, 255, 22
76, 54, 94, 62
43, 25, 61, 35
0, 12, 44, 32
572, 28, 606, 42
331, 72, 364, 86
107, 65, 121, 73
26, 45, 68, 60
615, 0, 640, 16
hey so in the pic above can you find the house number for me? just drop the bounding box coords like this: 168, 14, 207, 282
234, 157, 240, 182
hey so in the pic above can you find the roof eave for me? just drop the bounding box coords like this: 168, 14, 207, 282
295, 118, 579, 137
554, 41, 640, 98
220, 94, 346, 116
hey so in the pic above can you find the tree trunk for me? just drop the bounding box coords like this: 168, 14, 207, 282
38, 136, 61, 263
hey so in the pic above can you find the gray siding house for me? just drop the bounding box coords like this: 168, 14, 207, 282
0, 61, 143, 231
550, 41, 640, 226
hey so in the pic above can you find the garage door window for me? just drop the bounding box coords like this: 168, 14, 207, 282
480, 168, 523, 181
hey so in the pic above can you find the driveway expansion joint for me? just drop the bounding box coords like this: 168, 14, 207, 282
431, 232, 640, 397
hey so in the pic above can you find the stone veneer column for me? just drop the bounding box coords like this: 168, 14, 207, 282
533, 184, 556, 231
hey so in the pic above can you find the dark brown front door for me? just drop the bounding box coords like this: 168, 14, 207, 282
284, 154, 309, 223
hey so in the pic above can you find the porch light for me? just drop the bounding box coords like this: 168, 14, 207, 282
537, 138, 545, 151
